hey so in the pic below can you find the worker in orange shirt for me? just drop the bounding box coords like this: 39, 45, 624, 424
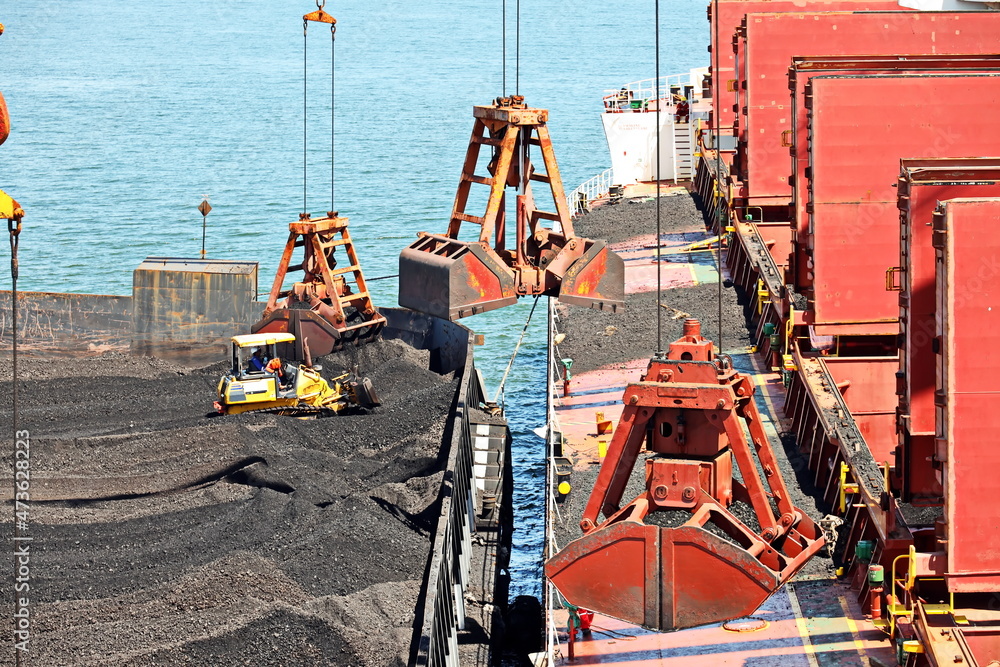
266, 357, 287, 389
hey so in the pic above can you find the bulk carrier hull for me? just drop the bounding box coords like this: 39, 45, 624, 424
543, 2, 1000, 665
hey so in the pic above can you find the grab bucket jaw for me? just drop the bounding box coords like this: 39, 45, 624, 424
398, 234, 517, 320
0, 91, 8, 147
546, 495, 824, 631
545, 321, 824, 631
398, 233, 625, 321
557, 239, 625, 313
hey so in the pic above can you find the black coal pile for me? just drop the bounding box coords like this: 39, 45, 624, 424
0, 338, 458, 666
553, 192, 835, 580
575, 191, 699, 244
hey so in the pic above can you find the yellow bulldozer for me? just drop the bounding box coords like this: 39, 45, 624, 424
214, 332, 379, 417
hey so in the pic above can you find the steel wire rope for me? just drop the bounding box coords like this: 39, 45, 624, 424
303, 3, 337, 215
330, 23, 337, 217
8, 211, 21, 667
515, 0, 520, 96
8, 218, 16, 435
303, 18, 308, 214
714, 0, 724, 351
502, 0, 506, 96
655, 0, 662, 354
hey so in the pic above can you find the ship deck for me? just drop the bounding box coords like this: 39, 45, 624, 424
545, 189, 897, 666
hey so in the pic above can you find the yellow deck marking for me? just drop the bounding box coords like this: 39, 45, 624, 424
838, 595, 873, 666
786, 584, 822, 667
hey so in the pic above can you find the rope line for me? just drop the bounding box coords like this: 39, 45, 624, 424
493, 296, 540, 403
502, 0, 506, 96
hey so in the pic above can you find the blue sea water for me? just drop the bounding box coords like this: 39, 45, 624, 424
0, 0, 707, 600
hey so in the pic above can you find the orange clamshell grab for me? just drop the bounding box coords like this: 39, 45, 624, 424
0, 91, 9, 146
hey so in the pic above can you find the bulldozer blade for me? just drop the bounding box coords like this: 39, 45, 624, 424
398, 235, 517, 320
558, 240, 625, 313
546, 519, 819, 632
352, 377, 380, 409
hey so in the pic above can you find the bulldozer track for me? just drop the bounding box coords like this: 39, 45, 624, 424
231, 404, 339, 418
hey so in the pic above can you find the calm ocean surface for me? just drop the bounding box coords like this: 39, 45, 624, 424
1, 0, 707, 600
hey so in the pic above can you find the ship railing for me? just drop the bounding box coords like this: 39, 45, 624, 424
544, 297, 569, 661
603, 72, 693, 113
566, 167, 615, 218
408, 311, 488, 667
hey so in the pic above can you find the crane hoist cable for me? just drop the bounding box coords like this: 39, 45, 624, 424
6, 197, 24, 667
7, 213, 17, 434
655, 0, 662, 355
714, 0, 724, 351
501, 0, 521, 97
302, 0, 337, 215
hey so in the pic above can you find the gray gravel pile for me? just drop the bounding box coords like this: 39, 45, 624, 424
553, 192, 835, 580
0, 338, 458, 666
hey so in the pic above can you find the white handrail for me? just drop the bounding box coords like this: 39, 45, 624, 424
602, 73, 694, 112
566, 167, 615, 218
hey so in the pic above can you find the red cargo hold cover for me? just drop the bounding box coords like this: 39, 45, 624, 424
790, 56, 1000, 292
739, 11, 1000, 203
710, 0, 903, 132
804, 74, 1000, 335
936, 198, 1000, 593
898, 159, 1000, 437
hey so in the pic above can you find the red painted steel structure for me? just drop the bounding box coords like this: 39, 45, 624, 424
689, 4, 1000, 664
709, 0, 903, 133
789, 56, 1000, 293
801, 73, 1000, 336
737, 11, 1000, 206
896, 159, 1000, 505
546, 321, 824, 632
934, 198, 1000, 594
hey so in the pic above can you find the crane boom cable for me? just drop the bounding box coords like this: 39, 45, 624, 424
655, 0, 662, 354
502, 0, 506, 96
714, 0, 724, 351
303, 19, 308, 214
516, 0, 520, 95
330, 23, 337, 211
8, 211, 21, 667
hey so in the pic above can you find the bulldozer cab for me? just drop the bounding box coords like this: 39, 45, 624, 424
230, 332, 296, 381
